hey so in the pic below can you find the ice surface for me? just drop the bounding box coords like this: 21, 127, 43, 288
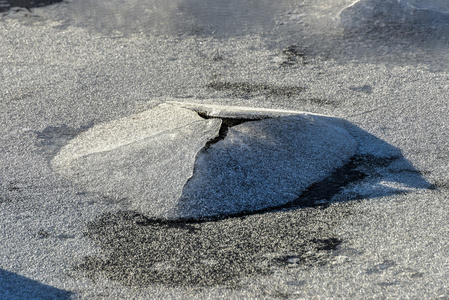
2, 1, 449, 297
29, 0, 300, 37
52, 103, 357, 220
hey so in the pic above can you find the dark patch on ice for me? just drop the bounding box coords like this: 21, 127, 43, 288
274, 238, 341, 267
350, 85, 373, 94
211, 52, 224, 62
299, 98, 336, 106
313, 237, 341, 251
7, 181, 20, 192
429, 180, 449, 191
1, 181, 26, 203
77, 208, 345, 288
207, 81, 305, 98
281, 45, 306, 66
283, 45, 305, 59
36, 229, 51, 239
366, 260, 396, 275
36, 124, 89, 142
34, 123, 92, 160
0, 0, 62, 12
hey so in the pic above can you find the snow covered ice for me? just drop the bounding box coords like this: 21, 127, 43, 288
2, 0, 449, 297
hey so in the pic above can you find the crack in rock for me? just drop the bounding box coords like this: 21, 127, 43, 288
197, 112, 264, 149
175, 109, 358, 220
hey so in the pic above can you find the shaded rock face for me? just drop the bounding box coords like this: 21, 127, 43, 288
51, 103, 357, 220
177, 114, 357, 219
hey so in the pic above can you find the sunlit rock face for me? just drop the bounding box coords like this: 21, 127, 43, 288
52, 104, 222, 218
338, 0, 449, 30
52, 103, 357, 220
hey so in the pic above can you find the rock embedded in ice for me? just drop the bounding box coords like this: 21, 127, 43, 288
52, 102, 358, 220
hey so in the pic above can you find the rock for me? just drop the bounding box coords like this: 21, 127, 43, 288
338, 0, 449, 31
52, 102, 357, 220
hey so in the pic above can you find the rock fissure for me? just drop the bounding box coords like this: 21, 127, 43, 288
197, 111, 267, 149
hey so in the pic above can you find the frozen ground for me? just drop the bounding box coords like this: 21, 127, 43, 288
1, 0, 449, 299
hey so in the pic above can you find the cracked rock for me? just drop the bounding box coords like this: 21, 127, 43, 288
51, 102, 357, 220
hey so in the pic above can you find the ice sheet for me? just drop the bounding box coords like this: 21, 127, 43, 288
1, 0, 449, 298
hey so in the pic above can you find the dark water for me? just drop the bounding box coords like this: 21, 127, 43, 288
0, 0, 61, 11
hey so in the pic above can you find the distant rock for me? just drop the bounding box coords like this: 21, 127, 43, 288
52, 102, 357, 220
338, 0, 449, 31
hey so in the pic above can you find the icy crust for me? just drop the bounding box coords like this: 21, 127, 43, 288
52, 103, 357, 220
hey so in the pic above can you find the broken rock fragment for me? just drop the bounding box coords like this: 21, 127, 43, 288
52, 102, 358, 220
